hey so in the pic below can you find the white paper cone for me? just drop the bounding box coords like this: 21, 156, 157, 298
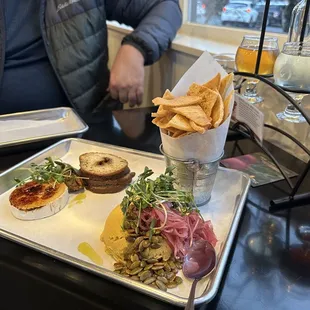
160, 51, 234, 162
161, 116, 230, 162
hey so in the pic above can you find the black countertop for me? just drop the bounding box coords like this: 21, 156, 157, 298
0, 109, 309, 310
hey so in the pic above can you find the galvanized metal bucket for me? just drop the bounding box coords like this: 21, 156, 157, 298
160, 145, 223, 206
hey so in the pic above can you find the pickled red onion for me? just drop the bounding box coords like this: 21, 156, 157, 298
140, 203, 217, 259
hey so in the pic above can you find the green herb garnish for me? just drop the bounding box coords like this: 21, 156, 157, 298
121, 167, 199, 235
15, 157, 85, 187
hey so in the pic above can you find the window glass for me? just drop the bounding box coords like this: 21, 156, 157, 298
189, 0, 301, 34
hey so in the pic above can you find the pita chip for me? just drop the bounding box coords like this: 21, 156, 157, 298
153, 90, 174, 115
177, 132, 193, 138
152, 113, 175, 128
172, 130, 187, 138
152, 106, 175, 118
211, 91, 224, 128
152, 96, 202, 107
157, 105, 165, 114
163, 89, 174, 100
219, 73, 234, 99
199, 88, 218, 118
166, 126, 179, 133
169, 105, 210, 127
189, 120, 206, 134
223, 90, 234, 123
203, 73, 221, 90
151, 112, 162, 118
167, 114, 194, 132
187, 83, 209, 96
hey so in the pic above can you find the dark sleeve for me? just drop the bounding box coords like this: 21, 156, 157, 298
106, 0, 182, 65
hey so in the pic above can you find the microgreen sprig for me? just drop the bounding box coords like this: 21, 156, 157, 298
121, 167, 199, 235
14, 157, 85, 187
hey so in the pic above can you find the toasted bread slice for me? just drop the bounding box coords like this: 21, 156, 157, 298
79, 153, 128, 178
9, 181, 68, 220
87, 183, 127, 194
86, 172, 135, 187
80, 167, 130, 181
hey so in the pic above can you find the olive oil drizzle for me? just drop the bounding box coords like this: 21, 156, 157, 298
78, 242, 103, 265
68, 192, 86, 208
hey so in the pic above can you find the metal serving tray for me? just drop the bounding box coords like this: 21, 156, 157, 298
0, 139, 250, 307
0, 107, 88, 151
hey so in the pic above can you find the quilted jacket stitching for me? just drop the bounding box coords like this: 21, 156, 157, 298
72, 80, 100, 101
45, 4, 105, 28
62, 50, 104, 79
54, 27, 105, 54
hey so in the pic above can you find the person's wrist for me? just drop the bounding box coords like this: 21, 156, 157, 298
121, 43, 146, 65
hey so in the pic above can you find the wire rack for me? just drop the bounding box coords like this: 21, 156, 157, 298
231, 0, 310, 212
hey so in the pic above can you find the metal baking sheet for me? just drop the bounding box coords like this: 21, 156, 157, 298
0, 138, 250, 306
0, 107, 88, 149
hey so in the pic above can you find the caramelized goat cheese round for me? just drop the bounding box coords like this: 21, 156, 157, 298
9, 181, 69, 220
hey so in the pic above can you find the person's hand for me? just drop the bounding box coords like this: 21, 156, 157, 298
109, 44, 145, 107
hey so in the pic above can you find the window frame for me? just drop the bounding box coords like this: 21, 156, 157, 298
179, 0, 287, 48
